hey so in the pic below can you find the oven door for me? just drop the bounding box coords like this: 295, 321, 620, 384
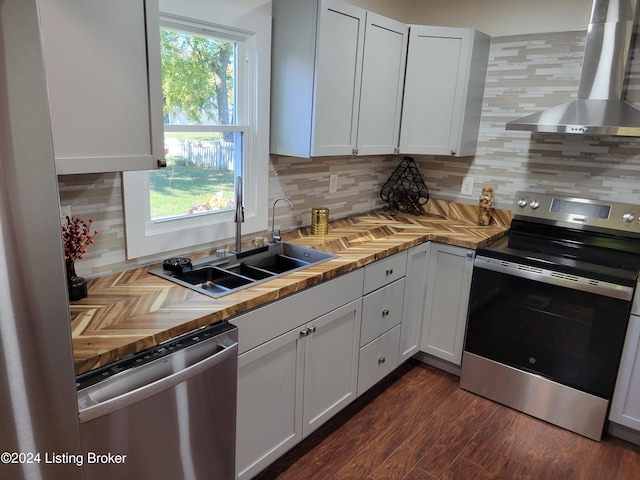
465, 256, 634, 399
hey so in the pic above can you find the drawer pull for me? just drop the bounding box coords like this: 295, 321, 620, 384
382, 309, 390, 317
308, 326, 316, 334
378, 356, 386, 365
385, 268, 394, 276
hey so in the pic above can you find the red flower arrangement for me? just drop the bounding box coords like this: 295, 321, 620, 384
61, 216, 99, 262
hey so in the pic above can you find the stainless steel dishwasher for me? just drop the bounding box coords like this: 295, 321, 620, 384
76, 321, 238, 480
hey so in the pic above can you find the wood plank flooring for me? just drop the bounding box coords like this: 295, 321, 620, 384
255, 360, 640, 480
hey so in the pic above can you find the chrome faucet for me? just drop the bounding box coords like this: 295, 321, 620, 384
270, 197, 293, 243
234, 176, 244, 252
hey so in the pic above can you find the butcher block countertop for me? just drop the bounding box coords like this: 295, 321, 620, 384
71, 201, 510, 375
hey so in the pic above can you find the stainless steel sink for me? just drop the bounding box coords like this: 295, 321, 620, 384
172, 267, 255, 296
150, 242, 337, 298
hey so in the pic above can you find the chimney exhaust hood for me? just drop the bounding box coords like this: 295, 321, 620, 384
506, 0, 640, 137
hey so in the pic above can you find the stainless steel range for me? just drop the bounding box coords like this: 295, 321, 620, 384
460, 191, 640, 441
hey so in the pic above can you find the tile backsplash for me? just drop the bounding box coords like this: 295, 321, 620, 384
59, 29, 640, 276
58, 155, 397, 276
414, 30, 640, 209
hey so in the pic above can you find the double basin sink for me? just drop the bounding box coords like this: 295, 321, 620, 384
151, 242, 337, 298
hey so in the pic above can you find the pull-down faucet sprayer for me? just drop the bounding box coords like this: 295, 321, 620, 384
270, 197, 293, 243
234, 176, 244, 252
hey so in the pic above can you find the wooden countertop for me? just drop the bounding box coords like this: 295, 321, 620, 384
71, 203, 510, 375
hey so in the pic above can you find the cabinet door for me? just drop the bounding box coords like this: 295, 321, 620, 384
421, 244, 474, 365
236, 329, 304, 480
303, 299, 362, 437
39, 0, 163, 174
356, 13, 408, 155
400, 26, 489, 157
400, 243, 430, 363
312, 0, 365, 156
400, 28, 465, 156
610, 314, 640, 431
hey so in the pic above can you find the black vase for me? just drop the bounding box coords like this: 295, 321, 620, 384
66, 259, 88, 301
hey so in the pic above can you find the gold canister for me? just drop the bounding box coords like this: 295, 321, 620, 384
311, 207, 329, 235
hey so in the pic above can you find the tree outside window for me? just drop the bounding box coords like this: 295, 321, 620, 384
149, 26, 242, 221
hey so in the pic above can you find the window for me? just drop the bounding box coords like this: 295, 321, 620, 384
123, 1, 270, 259
151, 25, 243, 221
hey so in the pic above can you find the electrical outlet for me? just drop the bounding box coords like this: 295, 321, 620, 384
461, 177, 474, 196
329, 173, 338, 194
60, 205, 72, 223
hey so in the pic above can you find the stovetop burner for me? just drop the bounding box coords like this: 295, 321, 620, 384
478, 192, 640, 287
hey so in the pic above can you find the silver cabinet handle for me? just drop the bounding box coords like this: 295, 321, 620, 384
300, 326, 317, 337
378, 357, 386, 365
385, 268, 394, 276
79, 340, 237, 423
382, 309, 390, 317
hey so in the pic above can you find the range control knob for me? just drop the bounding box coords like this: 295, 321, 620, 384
516, 198, 528, 208
622, 211, 635, 222
529, 199, 540, 209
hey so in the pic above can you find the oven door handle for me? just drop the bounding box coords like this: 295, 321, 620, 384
474, 255, 634, 301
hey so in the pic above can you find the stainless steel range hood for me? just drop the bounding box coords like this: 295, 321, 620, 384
506, 0, 640, 136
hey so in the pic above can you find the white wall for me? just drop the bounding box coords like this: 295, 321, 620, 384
232, 0, 594, 36
349, 0, 593, 36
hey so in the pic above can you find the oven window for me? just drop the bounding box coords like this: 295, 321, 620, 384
465, 268, 631, 398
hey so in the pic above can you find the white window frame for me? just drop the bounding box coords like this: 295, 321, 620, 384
122, 0, 270, 259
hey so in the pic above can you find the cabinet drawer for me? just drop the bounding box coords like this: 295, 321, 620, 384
363, 250, 407, 294
357, 324, 401, 396
361, 278, 405, 346
230, 268, 364, 354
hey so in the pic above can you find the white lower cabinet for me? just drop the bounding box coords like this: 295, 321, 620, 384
303, 300, 362, 436
357, 252, 407, 397
232, 270, 364, 480
236, 299, 361, 480
400, 243, 431, 363
357, 278, 404, 396
421, 243, 474, 366
610, 313, 640, 432
236, 327, 303, 480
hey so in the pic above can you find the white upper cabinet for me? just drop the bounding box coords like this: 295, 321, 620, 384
356, 13, 408, 156
270, 0, 408, 157
311, 0, 365, 156
400, 26, 489, 157
39, 0, 164, 174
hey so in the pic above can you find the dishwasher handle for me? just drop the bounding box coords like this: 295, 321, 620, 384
78, 340, 237, 424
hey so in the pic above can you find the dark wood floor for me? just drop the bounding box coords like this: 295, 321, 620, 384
255, 360, 640, 480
